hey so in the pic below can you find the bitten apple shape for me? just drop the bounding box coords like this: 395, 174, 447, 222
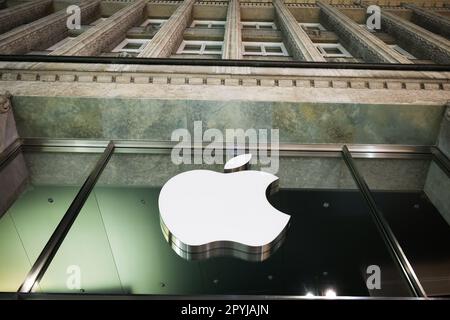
158, 154, 291, 261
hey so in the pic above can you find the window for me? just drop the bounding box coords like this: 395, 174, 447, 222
177, 41, 223, 55
47, 37, 76, 51
141, 19, 167, 28
112, 39, 150, 53
300, 23, 326, 32
316, 43, 352, 58
190, 20, 225, 29
241, 22, 277, 30
389, 45, 417, 60
242, 42, 289, 56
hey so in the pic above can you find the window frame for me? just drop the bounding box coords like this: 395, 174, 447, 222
242, 42, 289, 57
299, 23, 326, 32
176, 40, 224, 55
112, 38, 150, 53
190, 20, 226, 29
241, 21, 277, 30
315, 43, 353, 58
140, 19, 167, 28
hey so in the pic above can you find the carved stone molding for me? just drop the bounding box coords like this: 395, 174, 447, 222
138, 0, 196, 58
0, 0, 52, 35
0, 91, 12, 114
0, 69, 448, 93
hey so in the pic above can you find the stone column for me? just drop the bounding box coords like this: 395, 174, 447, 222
437, 103, 450, 159
381, 10, 450, 64
273, 0, 325, 62
0, 1, 100, 55
0, 0, 53, 35
403, 4, 450, 39
0, 91, 17, 153
138, 0, 196, 58
222, 0, 242, 60
50, 0, 146, 56
317, 1, 411, 64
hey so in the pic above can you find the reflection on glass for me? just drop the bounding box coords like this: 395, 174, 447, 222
354, 158, 450, 297
38, 153, 414, 297
0, 151, 100, 292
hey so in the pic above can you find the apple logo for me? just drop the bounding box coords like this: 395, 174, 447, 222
158, 154, 291, 261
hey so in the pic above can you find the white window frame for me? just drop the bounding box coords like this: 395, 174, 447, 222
389, 44, 416, 60
141, 19, 167, 28
242, 42, 289, 57
299, 23, 326, 32
359, 24, 377, 33
112, 38, 150, 53
190, 20, 226, 28
176, 40, 223, 55
241, 21, 277, 30
316, 43, 352, 58
47, 37, 76, 51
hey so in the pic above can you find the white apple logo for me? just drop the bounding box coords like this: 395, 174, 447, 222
158, 154, 291, 261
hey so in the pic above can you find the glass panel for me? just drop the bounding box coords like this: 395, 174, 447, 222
38, 152, 413, 296
0, 150, 101, 292
354, 157, 450, 297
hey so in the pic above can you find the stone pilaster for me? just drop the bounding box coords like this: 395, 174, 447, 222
0, 0, 53, 35
138, 0, 196, 58
273, 0, 325, 62
0, 1, 100, 55
404, 4, 450, 39
222, 0, 242, 60
381, 10, 450, 64
50, 0, 146, 56
317, 1, 411, 64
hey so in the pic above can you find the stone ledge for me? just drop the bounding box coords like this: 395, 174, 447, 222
0, 71, 448, 92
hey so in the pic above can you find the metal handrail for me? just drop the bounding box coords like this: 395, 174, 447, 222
342, 145, 427, 298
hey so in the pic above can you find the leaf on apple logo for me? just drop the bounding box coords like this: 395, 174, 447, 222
224, 153, 252, 173
158, 152, 290, 262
